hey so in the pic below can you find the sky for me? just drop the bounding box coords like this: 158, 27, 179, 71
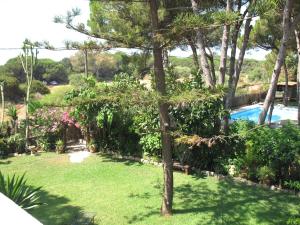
0, 0, 269, 66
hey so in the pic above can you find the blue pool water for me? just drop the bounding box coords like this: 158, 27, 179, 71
231, 107, 281, 123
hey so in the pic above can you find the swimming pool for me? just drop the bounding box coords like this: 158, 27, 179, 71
231, 104, 297, 123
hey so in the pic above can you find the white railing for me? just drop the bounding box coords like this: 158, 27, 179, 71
0, 193, 43, 225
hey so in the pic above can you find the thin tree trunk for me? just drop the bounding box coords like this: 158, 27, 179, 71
268, 97, 275, 125
295, 29, 300, 125
206, 48, 216, 84
191, 0, 214, 87
283, 61, 289, 106
188, 39, 200, 71
258, 0, 293, 125
0, 84, 4, 125
84, 49, 88, 77
219, 0, 231, 85
224, 1, 247, 132
229, 15, 252, 101
163, 49, 169, 68
149, 0, 173, 216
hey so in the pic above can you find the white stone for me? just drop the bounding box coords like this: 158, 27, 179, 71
68, 151, 91, 163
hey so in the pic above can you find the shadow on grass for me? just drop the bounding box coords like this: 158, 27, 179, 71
100, 155, 143, 167
126, 176, 299, 224
0, 160, 11, 165
31, 189, 94, 225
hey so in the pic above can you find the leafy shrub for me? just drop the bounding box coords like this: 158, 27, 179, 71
68, 73, 85, 87
230, 121, 300, 184
284, 180, 300, 192
55, 139, 65, 154
0, 172, 43, 210
257, 166, 275, 185
139, 133, 161, 158
287, 216, 300, 225
20, 80, 50, 95
0, 75, 24, 101
0, 138, 9, 158
37, 137, 51, 152
7, 133, 26, 154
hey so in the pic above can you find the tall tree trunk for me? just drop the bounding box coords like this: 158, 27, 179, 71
226, 0, 245, 108
268, 97, 275, 125
219, 0, 231, 85
0, 84, 4, 125
283, 61, 289, 106
229, 15, 252, 101
223, 1, 247, 132
163, 49, 169, 68
84, 49, 88, 77
149, 0, 173, 216
191, 0, 215, 87
258, 0, 293, 125
188, 39, 200, 72
206, 48, 216, 84
295, 29, 300, 125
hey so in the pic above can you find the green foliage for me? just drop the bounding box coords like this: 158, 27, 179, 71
55, 139, 64, 154
284, 180, 300, 192
38, 85, 73, 106
2, 57, 69, 84
287, 217, 300, 225
37, 137, 51, 152
20, 80, 50, 95
38, 59, 69, 83
6, 105, 18, 121
139, 133, 162, 158
0, 138, 9, 158
0, 172, 43, 210
0, 75, 24, 101
230, 122, 300, 183
257, 166, 275, 184
6, 133, 26, 154
68, 73, 85, 87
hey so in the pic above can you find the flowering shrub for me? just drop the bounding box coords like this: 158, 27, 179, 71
31, 107, 79, 150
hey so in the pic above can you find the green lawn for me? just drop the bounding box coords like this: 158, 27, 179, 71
39, 85, 73, 106
0, 153, 299, 225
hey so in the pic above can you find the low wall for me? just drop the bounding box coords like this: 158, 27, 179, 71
232, 91, 267, 108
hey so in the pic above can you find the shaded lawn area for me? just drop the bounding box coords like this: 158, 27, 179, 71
0, 153, 299, 225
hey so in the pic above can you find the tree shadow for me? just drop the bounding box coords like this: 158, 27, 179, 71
31, 189, 94, 225
126, 175, 300, 224
175, 177, 299, 224
0, 160, 11, 165
100, 155, 143, 167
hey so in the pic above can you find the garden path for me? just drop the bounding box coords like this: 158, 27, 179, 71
67, 142, 91, 163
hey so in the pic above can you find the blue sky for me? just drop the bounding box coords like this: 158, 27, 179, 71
0, 0, 269, 65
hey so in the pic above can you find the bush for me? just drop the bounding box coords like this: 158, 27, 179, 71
7, 133, 26, 154
257, 166, 275, 185
284, 180, 300, 192
0, 75, 24, 101
230, 121, 300, 184
20, 80, 50, 95
55, 139, 65, 154
287, 217, 300, 225
0, 172, 43, 210
139, 133, 161, 158
68, 73, 85, 87
0, 138, 9, 158
37, 137, 51, 152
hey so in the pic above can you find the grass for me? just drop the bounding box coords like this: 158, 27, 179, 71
0, 153, 299, 225
39, 85, 73, 106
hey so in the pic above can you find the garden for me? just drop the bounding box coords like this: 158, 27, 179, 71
0, 0, 300, 224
